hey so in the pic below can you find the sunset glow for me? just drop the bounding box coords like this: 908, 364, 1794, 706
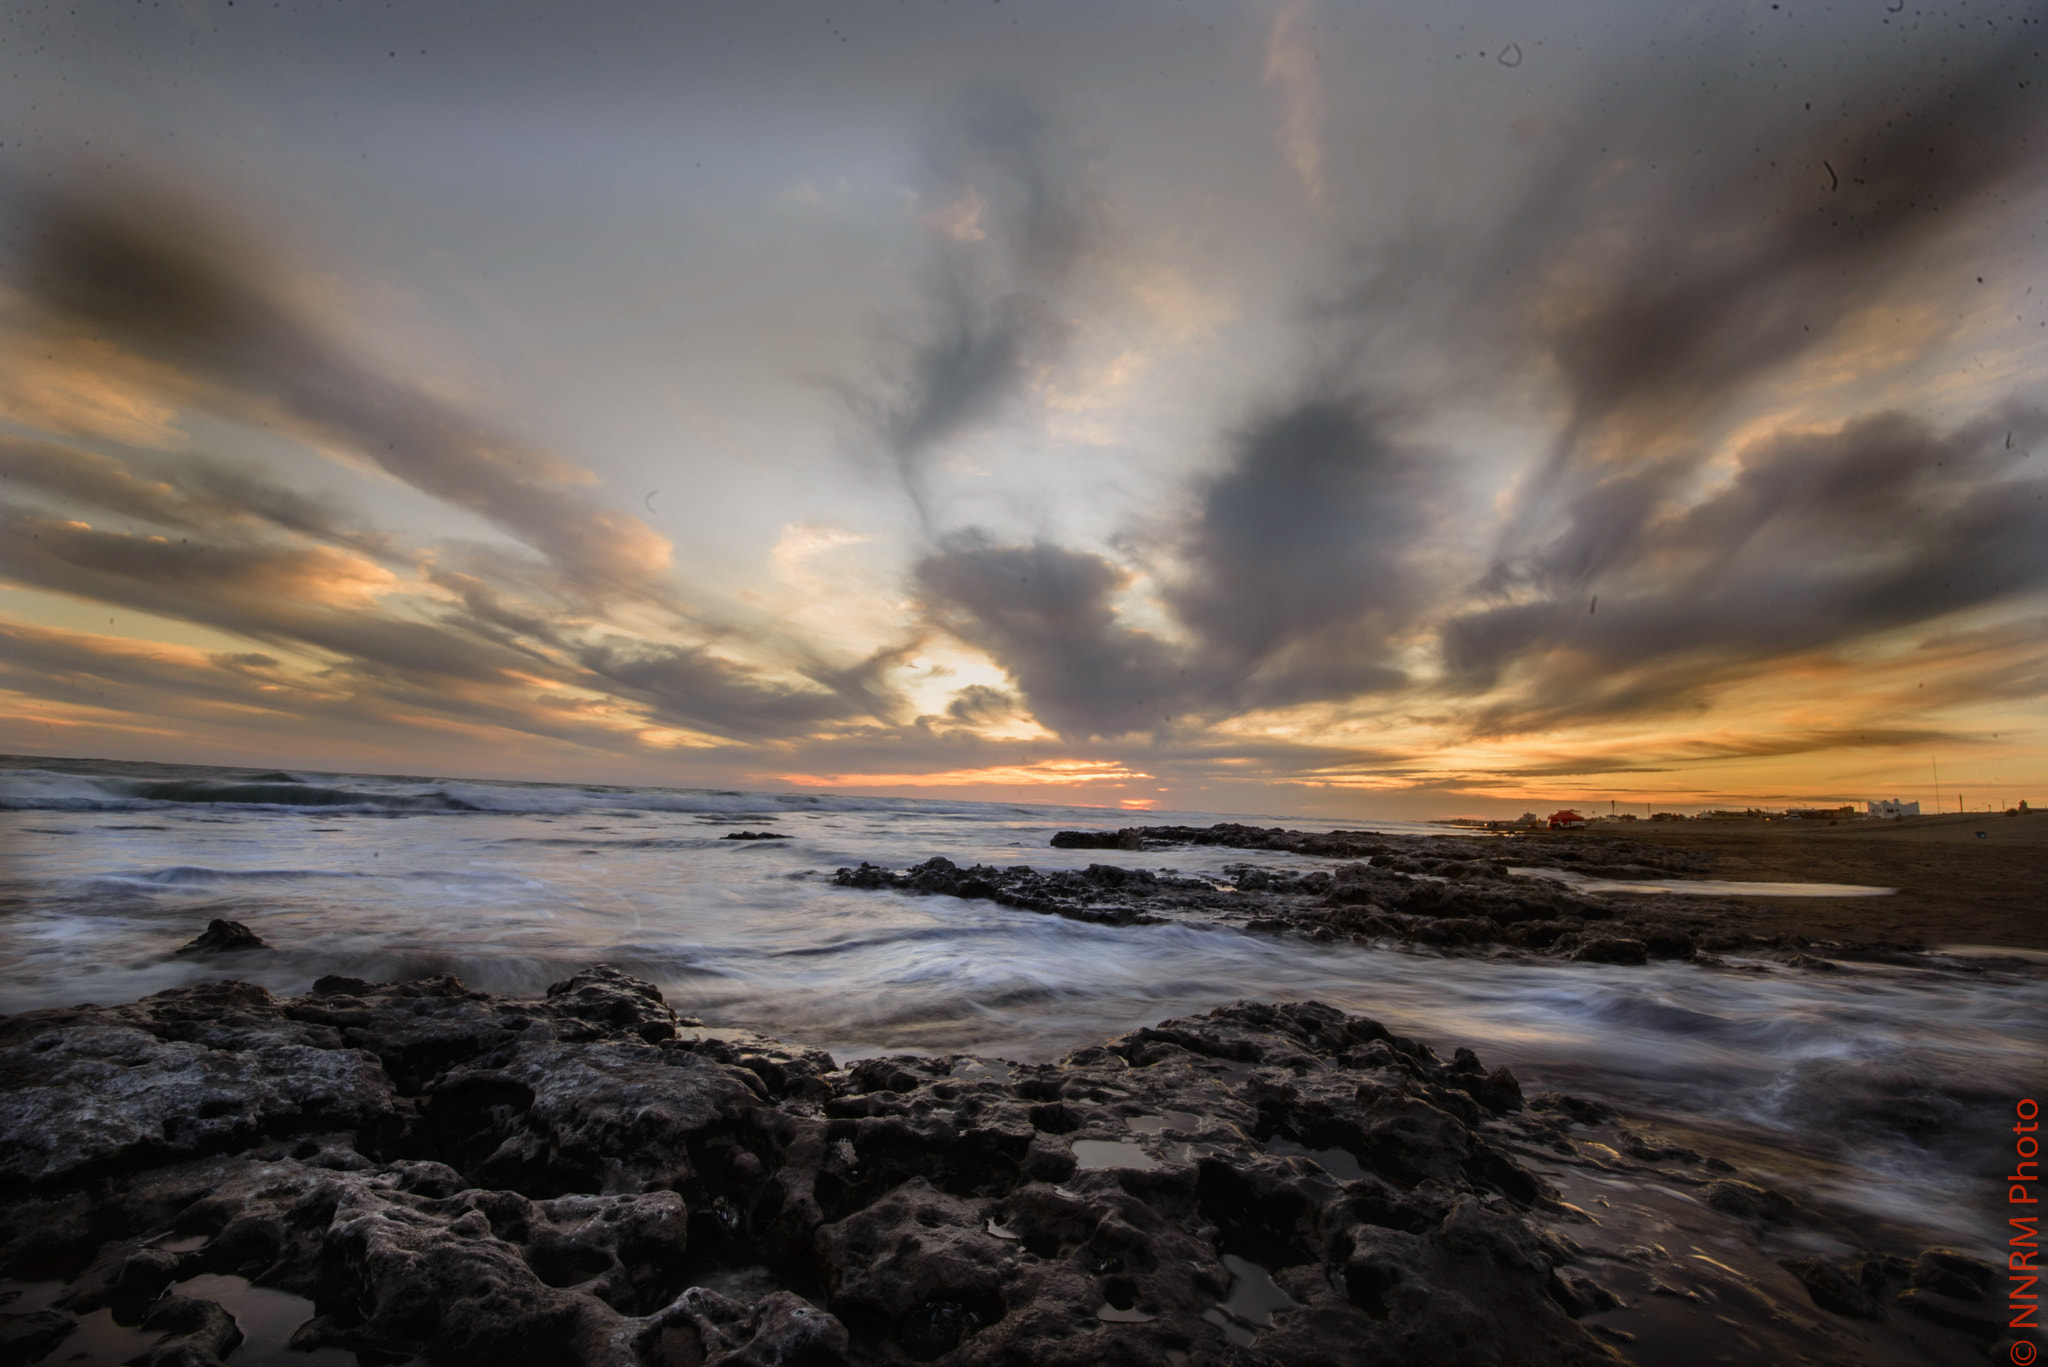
0, 1, 2041, 817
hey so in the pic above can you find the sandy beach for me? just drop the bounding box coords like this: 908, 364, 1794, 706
1520, 811, 2048, 952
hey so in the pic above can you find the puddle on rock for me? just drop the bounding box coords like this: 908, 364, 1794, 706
949, 1056, 1014, 1082
1264, 1134, 1365, 1180
1070, 1139, 1160, 1171
0, 1273, 367, 1367
1126, 1110, 1203, 1135
1202, 1253, 1298, 1346
1096, 1302, 1156, 1322
176, 1274, 359, 1367
1509, 867, 1895, 898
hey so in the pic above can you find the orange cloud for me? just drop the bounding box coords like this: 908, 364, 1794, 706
773, 758, 1153, 788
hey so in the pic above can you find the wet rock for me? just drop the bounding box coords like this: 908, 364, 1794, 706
1570, 937, 1648, 966
1529, 1093, 1617, 1125
840, 828, 1758, 964
1701, 1179, 1804, 1225
1782, 1255, 1882, 1318
830, 858, 1189, 927
720, 831, 790, 840
640, 1286, 849, 1366
135, 1295, 242, 1367
544, 964, 685, 1042
1636, 925, 1698, 960
0, 1310, 74, 1364
1050, 829, 1144, 850
1909, 1246, 1998, 1301
1547, 1267, 1623, 1317
0, 971, 1626, 1366
0, 1013, 396, 1189
56, 1243, 182, 1320
1894, 1287, 2007, 1337
174, 919, 271, 955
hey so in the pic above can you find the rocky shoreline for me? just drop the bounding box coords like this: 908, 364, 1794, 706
830, 823, 1923, 968
0, 964, 2015, 1366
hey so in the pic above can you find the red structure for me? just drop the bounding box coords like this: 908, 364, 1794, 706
1548, 810, 1587, 829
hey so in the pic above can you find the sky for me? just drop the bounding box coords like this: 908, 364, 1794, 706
0, 0, 2044, 819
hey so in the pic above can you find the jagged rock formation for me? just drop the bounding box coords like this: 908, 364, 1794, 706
0, 968, 1615, 1366
0, 966, 2003, 1365
834, 853, 1805, 963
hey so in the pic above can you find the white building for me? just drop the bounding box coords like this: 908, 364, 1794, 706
1867, 799, 1920, 817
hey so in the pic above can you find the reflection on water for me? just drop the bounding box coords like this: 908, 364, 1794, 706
1510, 866, 1896, 897
1, 765, 2040, 1255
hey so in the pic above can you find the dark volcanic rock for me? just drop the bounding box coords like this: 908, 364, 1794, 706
1053, 821, 1711, 880
1782, 1255, 1884, 1318
0, 1310, 75, 1364
0, 968, 1627, 1366
835, 844, 1769, 964
133, 1294, 243, 1366
832, 857, 1194, 927
1049, 829, 1144, 850
721, 831, 790, 840
174, 919, 272, 955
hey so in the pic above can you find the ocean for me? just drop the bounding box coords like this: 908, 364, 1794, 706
1, 754, 2040, 1254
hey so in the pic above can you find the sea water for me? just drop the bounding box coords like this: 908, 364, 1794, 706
1, 756, 2040, 1255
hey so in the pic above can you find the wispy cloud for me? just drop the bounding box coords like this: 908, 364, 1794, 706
15, 187, 673, 595
1263, 3, 1324, 203
861, 87, 1102, 522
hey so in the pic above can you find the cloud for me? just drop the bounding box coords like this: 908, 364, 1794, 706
866, 88, 1101, 518
1263, 3, 1324, 202
944, 682, 1019, 726
775, 757, 1151, 788
8, 185, 672, 594
0, 435, 396, 560
915, 535, 1183, 741
0, 502, 528, 683
1465, 35, 2048, 595
575, 637, 865, 741
1169, 395, 1435, 708
1442, 410, 2048, 730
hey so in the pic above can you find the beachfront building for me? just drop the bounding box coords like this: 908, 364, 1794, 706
1867, 799, 1920, 817
1548, 810, 1587, 829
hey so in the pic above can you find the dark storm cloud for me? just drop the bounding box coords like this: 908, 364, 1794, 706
1168, 396, 1433, 708
6, 187, 668, 593
868, 88, 1099, 517
1443, 411, 2048, 728
1470, 32, 2048, 597
914, 536, 1180, 740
